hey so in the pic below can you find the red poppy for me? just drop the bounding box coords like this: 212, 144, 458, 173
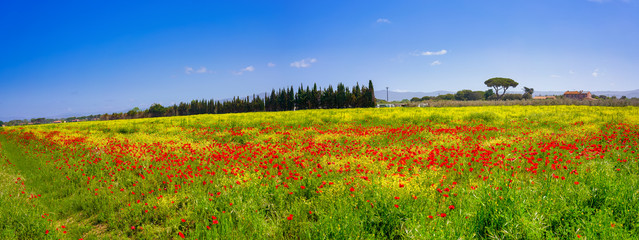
449, 205, 455, 210
178, 232, 185, 238
287, 214, 293, 220
440, 213, 446, 217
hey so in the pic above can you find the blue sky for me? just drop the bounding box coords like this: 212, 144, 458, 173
1, 0, 638, 121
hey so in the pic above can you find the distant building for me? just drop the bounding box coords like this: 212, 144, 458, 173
53, 120, 62, 123
564, 91, 592, 100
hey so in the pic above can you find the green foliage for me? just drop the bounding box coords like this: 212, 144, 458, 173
435, 93, 455, 101
484, 77, 519, 99
501, 93, 524, 100
455, 89, 484, 101
523, 87, 534, 99
484, 89, 495, 100
148, 103, 166, 117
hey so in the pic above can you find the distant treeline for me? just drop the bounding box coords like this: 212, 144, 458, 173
100, 80, 376, 120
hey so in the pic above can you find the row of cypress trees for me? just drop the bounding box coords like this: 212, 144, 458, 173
102, 80, 375, 120
265, 80, 376, 111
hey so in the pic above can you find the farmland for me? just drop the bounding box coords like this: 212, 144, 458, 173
1, 106, 639, 239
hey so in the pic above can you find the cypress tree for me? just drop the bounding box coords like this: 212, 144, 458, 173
368, 80, 376, 107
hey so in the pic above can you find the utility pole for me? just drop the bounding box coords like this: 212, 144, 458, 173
386, 87, 389, 102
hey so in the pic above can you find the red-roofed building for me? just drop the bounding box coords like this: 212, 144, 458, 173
564, 91, 592, 100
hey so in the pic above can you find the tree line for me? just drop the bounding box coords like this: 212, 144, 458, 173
100, 80, 376, 120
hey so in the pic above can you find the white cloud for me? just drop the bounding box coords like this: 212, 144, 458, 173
592, 68, 599, 77
290, 58, 317, 68
550, 74, 561, 78
267, 62, 276, 67
196, 67, 208, 73
235, 65, 255, 75
186, 66, 210, 74
412, 49, 448, 56
430, 60, 441, 66
376, 18, 391, 24
569, 70, 575, 75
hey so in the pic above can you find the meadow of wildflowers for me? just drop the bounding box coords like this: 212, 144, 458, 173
1, 106, 638, 239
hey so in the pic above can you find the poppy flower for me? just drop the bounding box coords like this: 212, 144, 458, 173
440, 213, 446, 217
287, 214, 293, 220
449, 205, 455, 210
178, 232, 185, 238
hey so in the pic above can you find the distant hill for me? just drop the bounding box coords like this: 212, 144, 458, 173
375, 89, 639, 101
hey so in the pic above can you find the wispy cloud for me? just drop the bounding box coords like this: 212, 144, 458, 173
196, 67, 208, 73
267, 62, 276, 67
550, 74, 561, 78
290, 58, 317, 68
411, 49, 448, 56
185, 66, 209, 74
376, 18, 391, 24
235, 65, 255, 75
592, 68, 599, 77
430, 60, 441, 66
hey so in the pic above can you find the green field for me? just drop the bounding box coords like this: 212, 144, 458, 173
1, 106, 638, 239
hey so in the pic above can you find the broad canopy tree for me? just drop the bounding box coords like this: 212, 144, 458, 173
484, 77, 518, 100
